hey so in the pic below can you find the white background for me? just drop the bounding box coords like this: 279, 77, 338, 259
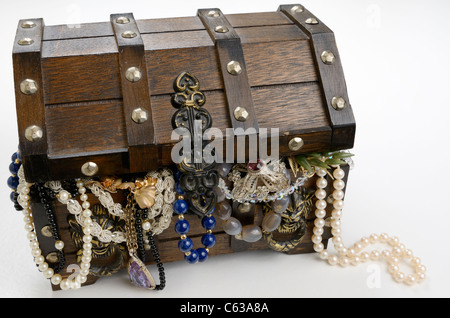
0, 0, 449, 298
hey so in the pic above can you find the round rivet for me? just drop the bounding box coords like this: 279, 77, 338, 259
291, 5, 304, 13
125, 67, 142, 82
21, 21, 36, 29
116, 16, 130, 24
305, 18, 319, 25
227, 61, 242, 76
25, 125, 43, 142
18, 38, 34, 46
321, 50, 336, 65
234, 107, 249, 122
331, 97, 346, 110
131, 108, 148, 124
20, 79, 38, 95
289, 137, 304, 151
41, 225, 53, 238
214, 25, 229, 33
121, 30, 137, 38
81, 162, 99, 177
207, 10, 220, 18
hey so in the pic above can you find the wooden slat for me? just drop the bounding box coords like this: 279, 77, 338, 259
43, 22, 114, 41
137, 16, 205, 33
42, 36, 117, 57
244, 40, 318, 86
111, 13, 157, 173
226, 11, 293, 28
45, 100, 127, 156
236, 24, 308, 43
41, 53, 122, 105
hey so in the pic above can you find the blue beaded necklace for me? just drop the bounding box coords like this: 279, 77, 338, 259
8, 150, 22, 206
173, 170, 217, 264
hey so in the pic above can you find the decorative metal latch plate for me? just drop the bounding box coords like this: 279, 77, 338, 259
171, 72, 218, 217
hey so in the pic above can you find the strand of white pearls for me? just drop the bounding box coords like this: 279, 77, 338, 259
312, 166, 427, 286
17, 166, 93, 290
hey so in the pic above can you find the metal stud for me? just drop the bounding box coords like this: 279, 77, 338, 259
321, 51, 336, 65
116, 16, 130, 24
234, 107, 249, 122
18, 38, 34, 46
131, 108, 148, 124
25, 125, 43, 142
125, 67, 142, 82
21, 21, 36, 29
207, 10, 220, 18
227, 61, 242, 76
46, 252, 59, 264
305, 18, 319, 25
81, 162, 99, 177
290, 5, 304, 13
41, 225, 53, 238
214, 25, 229, 33
331, 97, 346, 110
237, 203, 252, 213
288, 137, 304, 151
20, 79, 38, 95
121, 30, 137, 38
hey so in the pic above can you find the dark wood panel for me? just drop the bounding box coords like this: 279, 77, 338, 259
237, 24, 308, 43
45, 100, 127, 156
227, 11, 293, 28
146, 46, 223, 95
252, 83, 329, 133
41, 53, 122, 105
43, 22, 114, 41
137, 16, 205, 34
142, 30, 213, 51
42, 36, 117, 57
244, 40, 318, 86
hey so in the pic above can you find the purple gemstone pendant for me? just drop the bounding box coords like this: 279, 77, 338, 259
127, 254, 156, 290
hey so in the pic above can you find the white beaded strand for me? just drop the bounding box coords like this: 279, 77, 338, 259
313, 166, 427, 286
17, 167, 93, 290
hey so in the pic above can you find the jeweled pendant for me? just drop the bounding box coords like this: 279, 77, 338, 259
127, 254, 156, 290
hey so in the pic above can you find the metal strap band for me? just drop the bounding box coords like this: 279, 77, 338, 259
279, 4, 356, 150
198, 8, 259, 134
110, 13, 156, 172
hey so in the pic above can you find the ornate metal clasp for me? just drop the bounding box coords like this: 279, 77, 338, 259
171, 72, 218, 217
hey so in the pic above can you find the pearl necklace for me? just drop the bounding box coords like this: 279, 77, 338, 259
312, 166, 427, 285
17, 166, 94, 290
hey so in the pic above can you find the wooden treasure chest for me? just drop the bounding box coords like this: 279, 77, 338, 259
9, 4, 355, 290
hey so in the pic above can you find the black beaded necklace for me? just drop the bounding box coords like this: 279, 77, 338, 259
134, 206, 166, 290
34, 183, 66, 274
